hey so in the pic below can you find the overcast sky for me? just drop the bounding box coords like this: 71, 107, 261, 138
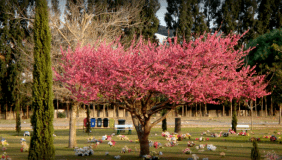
156, 0, 168, 26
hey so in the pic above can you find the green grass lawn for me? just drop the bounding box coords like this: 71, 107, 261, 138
1, 127, 282, 160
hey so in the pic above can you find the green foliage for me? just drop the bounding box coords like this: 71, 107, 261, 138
28, 0, 55, 159
57, 112, 66, 118
165, 0, 208, 42
251, 140, 261, 160
161, 110, 167, 132
246, 29, 282, 104
231, 104, 237, 133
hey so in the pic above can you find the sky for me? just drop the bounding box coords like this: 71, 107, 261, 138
156, 0, 168, 26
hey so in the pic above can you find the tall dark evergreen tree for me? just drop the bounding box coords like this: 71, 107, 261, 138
215, 0, 240, 36
165, 0, 181, 36
0, 0, 30, 122
28, 0, 55, 159
203, 0, 221, 32
256, 0, 274, 35
139, 0, 160, 43
166, 0, 207, 42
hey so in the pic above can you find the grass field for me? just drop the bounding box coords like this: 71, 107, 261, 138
1, 126, 282, 160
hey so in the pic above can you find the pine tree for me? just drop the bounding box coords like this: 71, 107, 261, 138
191, 0, 208, 37
178, 0, 190, 41
28, 0, 55, 159
251, 140, 260, 160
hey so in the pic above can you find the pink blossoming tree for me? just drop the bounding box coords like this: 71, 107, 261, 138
55, 32, 269, 156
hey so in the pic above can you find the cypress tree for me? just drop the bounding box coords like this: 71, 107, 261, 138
165, 0, 181, 36
28, 0, 55, 159
203, 0, 221, 32
251, 140, 260, 160
0, 0, 29, 121
256, 0, 274, 35
139, 0, 160, 43
178, 0, 190, 41
191, 0, 208, 37
216, 0, 240, 36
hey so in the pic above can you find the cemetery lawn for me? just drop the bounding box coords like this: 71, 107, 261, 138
1, 127, 282, 160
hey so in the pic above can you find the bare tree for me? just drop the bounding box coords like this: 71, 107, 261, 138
49, 0, 142, 148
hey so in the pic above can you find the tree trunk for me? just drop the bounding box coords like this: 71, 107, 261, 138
185, 105, 187, 117
67, 101, 69, 118
230, 101, 232, 117
0, 104, 1, 119
69, 102, 78, 148
195, 103, 197, 117
279, 104, 281, 125
251, 101, 253, 130
113, 105, 116, 118
27, 105, 29, 119
271, 96, 273, 116
205, 103, 207, 117
190, 105, 192, 117
238, 102, 241, 117
175, 118, 181, 133
223, 105, 225, 117
5, 103, 8, 120
56, 95, 58, 119
132, 116, 151, 157
200, 103, 202, 117
261, 97, 263, 117
103, 104, 105, 117
182, 105, 184, 117
265, 96, 267, 117
93, 104, 95, 117
255, 99, 257, 117
123, 108, 125, 118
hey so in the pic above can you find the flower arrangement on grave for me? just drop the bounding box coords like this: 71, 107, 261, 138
207, 144, 216, 151
183, 148, 192, 154
121, 146, 131, 153
249, 137, 260, 142
153, 142, 162, 149
201, 132, 207, 135
143, 155, 152, 160
114, 155, 121, 159
270, 135, 277, 142
177, 135, 183, 141
151, 151, 160, 160
210, 133, 220, 137
187, 141, 195, 147
74, 146, 94, 156
265, 150, 280, 160
1, 139, 9, 151
199, 144, 205, 149
238, 132, 249, 136
117, 135, 129, 141
228, 129, 236, 134
220, 152, 225, 157
21, 141, 29, 152
108, 140, 116, 147
222, 133, 229, 137
162, 131, 170, 137
182, 133, 191, 139
1, 152, 11, 160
